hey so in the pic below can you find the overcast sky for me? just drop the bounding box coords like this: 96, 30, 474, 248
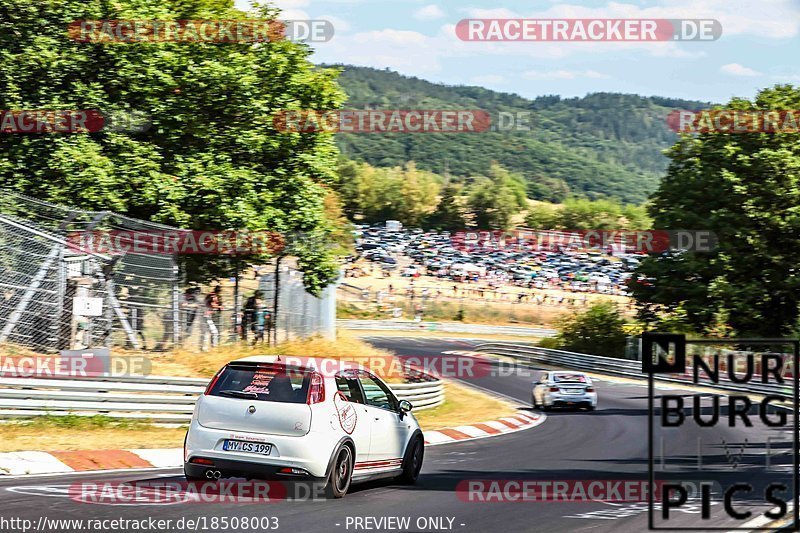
236, 0, 800, 103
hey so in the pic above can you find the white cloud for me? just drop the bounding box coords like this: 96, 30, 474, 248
318, 29, 443, 74
523, 69, 610, 80
720, 63, 762, 77
278, 9, 310, 19
352, 29, 429, 46
320, 15, 351, 33
414, 4, 446, 21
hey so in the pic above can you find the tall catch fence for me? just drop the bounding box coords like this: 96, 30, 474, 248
0, 192, 336, 353
0, 192, 180, 352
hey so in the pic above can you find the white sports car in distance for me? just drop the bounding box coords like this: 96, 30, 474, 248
532, 371, 597, 411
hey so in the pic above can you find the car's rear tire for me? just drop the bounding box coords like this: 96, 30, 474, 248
325, 445, 354, 499
398, 436, 424, 485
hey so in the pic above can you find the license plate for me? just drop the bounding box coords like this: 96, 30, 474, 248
222, 440, 272, 455
564, 389, 581, 394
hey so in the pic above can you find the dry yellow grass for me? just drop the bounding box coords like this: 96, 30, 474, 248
146, 331, 402, 381
414, 380, 518, 430
0, 424, 187, 452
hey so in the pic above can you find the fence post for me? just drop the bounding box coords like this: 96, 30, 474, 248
0, 243, 61, 343
233, 259, 240, 342
172, 264, 181, 347
106, 279, 141, 349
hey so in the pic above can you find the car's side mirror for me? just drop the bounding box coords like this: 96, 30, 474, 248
399, 400, 413, 413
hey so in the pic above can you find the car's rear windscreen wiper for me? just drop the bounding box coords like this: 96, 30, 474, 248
218, 389, 260, 399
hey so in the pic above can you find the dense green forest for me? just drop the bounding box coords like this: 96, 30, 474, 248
327, 65, 711, 204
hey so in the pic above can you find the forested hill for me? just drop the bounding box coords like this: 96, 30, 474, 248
326, 65, 711, 204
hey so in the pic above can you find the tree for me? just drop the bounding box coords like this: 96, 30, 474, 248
524, 198, 651, 230
557, 198, 623, 230
334, 160, 439, 226
467, 163, 527, 229
552, 302, 628, 358
395, 162, 441, 226
524, 203, 559, 229
527, 175, 570, 202
0, 0, 345, 294
631, 85, 800, 336
425, 182, 468, 230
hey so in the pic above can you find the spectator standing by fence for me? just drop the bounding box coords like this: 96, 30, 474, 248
182, 287, 200, 340
250, 291, 268, 345
202, 286, 223, 348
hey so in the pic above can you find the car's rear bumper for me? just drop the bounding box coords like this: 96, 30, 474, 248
184, 458, 326, 482
185, 419, 332, 478
546, 393, 597, 407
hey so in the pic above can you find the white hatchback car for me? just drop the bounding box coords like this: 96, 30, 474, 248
532, 371, 597, 411
184, 356, 424, 498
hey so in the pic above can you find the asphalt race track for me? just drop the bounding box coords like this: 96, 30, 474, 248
0, 337, 793, 533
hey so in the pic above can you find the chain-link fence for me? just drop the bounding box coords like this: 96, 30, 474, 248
259, 265, 336, 345
0, 192, 180, 352
0, 191, 337, 353
175, 265, 337, 350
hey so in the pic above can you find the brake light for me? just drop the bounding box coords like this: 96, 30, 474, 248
586, 387, 595, 393
190, 457, 214, 465
204, 366, 226, 395
279, 467, 310, 475
307, 372, 325, 404
549, 387, 559, 392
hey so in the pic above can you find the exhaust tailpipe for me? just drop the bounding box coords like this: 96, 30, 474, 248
213, 470, 222, 479
204, 469, 222, 479
205, 469, 214, 479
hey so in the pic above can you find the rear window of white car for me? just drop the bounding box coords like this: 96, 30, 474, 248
208, 363, 311, 403
553, 373, 588, 383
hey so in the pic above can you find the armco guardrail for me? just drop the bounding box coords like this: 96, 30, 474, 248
339, 319, 556, 337
473, 343, 794, 397
0, 372, 444, 422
